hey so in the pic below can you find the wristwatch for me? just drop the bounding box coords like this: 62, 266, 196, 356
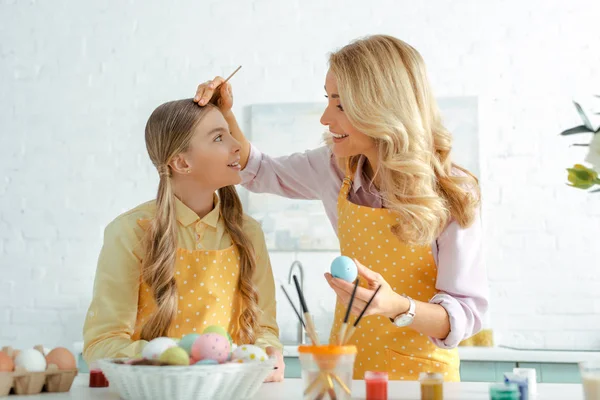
391, 295, 416, 327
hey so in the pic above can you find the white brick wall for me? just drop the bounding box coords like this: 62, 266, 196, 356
1, 0, 599, 352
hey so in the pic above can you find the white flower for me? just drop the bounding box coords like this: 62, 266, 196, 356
585, 133, 600, 173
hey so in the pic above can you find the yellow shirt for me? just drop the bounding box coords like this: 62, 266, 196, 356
83, 195, 281, 363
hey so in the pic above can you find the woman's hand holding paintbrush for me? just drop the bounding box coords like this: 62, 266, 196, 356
193, 65, 241, 110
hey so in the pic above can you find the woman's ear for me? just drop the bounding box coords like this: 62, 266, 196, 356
169, 154, 191, 175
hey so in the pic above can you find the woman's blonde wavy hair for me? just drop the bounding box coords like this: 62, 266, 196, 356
140, 99, 261, 344
328, 35, 481, 246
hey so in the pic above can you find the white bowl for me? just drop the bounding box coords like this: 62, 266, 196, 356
98, 358, 276, 400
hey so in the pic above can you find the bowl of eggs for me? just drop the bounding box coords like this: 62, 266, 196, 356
0, 345, 78, 396
98, 325, 275, 400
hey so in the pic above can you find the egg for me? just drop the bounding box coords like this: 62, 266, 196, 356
330, 256, 358, 282
0, 351, 14, 372
195, 359, 218, 365
178, 334, 200, 356
159, 347, 189, 366
191, 333, 230, 363
202, 326, 229, 340
231, 344, 268, 363
14, 349, 47, 372
45, 347, 76, 370
142, 337, 177, 360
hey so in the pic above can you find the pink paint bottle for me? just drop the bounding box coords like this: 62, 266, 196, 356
365, 371, 388, 400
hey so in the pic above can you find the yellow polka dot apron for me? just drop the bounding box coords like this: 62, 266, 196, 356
132, 221, 242, 341
329, 174, 461, 381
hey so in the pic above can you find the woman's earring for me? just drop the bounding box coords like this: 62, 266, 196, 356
187, 170, 191, 174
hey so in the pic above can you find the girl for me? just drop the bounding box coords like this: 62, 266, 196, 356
83, 99, 284, 382
194, 35, 489, 381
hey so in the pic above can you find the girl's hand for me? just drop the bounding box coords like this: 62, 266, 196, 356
193, 76, 234, 114
324, 258, 409, 320
263, 346, 285, 383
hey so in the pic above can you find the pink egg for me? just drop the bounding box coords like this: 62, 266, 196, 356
191, 333, 231, 363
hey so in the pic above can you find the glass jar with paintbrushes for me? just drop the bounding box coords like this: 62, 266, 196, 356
281, 276, 382, 400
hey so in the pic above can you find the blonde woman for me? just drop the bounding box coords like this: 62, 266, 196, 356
83, 99, 284, 382
195, 35, 489, 381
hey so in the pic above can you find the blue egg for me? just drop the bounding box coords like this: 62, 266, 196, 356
330, 256, 358, 282
195, 359, 219, 365
178, 333, 201, 356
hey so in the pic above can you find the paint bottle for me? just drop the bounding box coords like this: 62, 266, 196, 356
365, 371, 388, 400
489, 383, 520, 400
419, 372, 443, 400
89, 369, 109, 387
513, 367, 537, 397
504, 372, 529, 400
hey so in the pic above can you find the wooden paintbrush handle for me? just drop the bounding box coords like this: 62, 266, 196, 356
337, 323, 348, 346
304, 312, 320, 345
326, 373, 337, 400
343, 326, 356, 345
314, 372, 336, 400
303, 373, 322, 396
331, 373, 351, 395
308, 371, 348, 399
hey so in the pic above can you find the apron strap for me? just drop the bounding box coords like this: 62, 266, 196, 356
344, 157, 355, 178
340, 158, 355, 198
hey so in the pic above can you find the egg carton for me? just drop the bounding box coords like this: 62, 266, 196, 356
0, 346, 78, 396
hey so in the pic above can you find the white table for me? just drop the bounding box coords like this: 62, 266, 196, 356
13, 374, 585, 399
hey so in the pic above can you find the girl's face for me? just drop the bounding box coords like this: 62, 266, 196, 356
177, 108, 242, 190
320, 70, 377, 159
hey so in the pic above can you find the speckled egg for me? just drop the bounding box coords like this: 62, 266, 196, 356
14, 349, 47, 372
330, 256, 358, 282
202, 326, 229, 341
178, 334, 200, 356
142, 337, 178, 360
231, 345, 268, 363
191, 333, 230, 363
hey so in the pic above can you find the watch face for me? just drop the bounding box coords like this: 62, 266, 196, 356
395, 315, 413, 326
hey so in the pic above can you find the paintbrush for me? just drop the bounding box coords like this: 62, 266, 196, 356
282, 282, 340, 398
209, 65, 242, 105
337, 278, 359, 345
290, 276, 342, 399
311, 281, 378, 398
343, 285, 382, 345
280, 284, 306, 330
293, 275, 320, 346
